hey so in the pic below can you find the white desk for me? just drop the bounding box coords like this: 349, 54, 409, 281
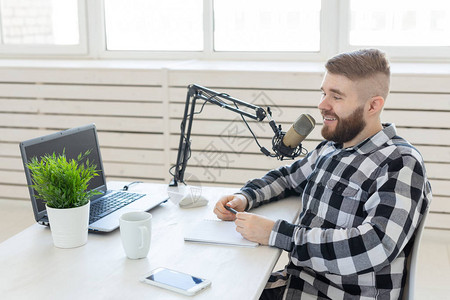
0, 182, 301, 299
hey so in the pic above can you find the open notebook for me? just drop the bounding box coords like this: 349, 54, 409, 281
184, 219, 258, 248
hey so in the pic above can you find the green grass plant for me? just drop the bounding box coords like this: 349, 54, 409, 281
26, 150, 101, 209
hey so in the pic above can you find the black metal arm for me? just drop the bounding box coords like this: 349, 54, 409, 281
169, 84, 267, 186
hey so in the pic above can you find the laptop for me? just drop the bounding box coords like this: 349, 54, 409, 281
19, 123, 168, 232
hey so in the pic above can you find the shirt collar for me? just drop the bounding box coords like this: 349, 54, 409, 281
330, 123, 397, 154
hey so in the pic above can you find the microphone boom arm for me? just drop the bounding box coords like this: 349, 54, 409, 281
170, 84, 266, 186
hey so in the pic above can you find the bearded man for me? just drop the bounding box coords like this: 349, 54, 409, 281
214, 49, 432, 300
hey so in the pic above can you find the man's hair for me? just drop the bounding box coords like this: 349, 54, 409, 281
325, 49, 390, 99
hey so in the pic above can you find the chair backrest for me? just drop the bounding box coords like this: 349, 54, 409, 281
402, 208, 429, 300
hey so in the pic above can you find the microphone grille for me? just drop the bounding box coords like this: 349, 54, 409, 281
293, 114, 316, 136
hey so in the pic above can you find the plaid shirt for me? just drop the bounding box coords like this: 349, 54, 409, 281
240, 123, 431, 300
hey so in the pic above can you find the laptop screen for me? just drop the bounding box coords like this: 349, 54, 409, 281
20, 124, 106, 216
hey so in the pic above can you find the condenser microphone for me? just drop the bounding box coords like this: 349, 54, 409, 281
283, 114, 316, 147
272, 114, 316, 160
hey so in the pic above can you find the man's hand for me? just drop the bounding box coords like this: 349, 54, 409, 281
235, 212, 275, 245
214, 194, 248, 221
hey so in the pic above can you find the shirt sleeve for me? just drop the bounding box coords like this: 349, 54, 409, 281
239, 142, 325, 210
268, 153, 432, 276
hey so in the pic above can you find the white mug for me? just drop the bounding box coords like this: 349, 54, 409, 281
119, 211, 152, 259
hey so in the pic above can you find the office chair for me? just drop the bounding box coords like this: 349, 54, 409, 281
402, 208, 429, 300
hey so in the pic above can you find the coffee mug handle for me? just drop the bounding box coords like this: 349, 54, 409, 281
138, 226, 149, 250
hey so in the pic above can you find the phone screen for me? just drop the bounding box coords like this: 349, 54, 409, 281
147, 269, 205, 291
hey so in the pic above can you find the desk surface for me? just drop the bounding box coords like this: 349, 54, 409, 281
0, 182, 301, 299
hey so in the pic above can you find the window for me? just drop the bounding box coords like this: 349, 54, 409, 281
104, 0, 203, 51
0, 0, 86, 55
0, 0, 448, 61
102, 0, 321, 59
349, 0, 450, 47
213, 0, 320, 52
340, 0, 450, 59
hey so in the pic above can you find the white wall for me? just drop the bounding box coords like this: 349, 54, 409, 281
0, 60, 448, 229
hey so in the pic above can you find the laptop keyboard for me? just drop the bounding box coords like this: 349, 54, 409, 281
89, 191, 145, 223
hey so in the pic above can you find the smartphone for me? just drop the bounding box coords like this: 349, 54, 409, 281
141, 267, 211, 296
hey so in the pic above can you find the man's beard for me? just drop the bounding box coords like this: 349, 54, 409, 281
321, 105, 366, 145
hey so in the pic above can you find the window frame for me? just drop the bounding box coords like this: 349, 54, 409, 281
0, 0, 449, 62
97, 0, 334, 61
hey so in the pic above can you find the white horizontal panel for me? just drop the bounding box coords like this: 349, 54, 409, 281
395, 128, 450, 146
429, 179, 450, 197
169, 150, 294, 171
417, 145, 450, 163
169, 70, 324, 90
0, 128, 165, 150
0, 84, 162, 101
429, 196, 450, 213
387, 93, 450, 111
0, 128, 57, 143
103, 162, 166, 179
0, 170, 27, 185
391, 75, 450, 93
169, 119, 275, 138
0, 157, 23, 171
39, 100, 163, 117
98, 132, 165, 149
426, 213, 450, 230
0, 99, 38, 113
1, 150, 166, 173
0, 99, 163, 118
169, 119, 324, 141
427, 164, 450, 180
0, 184, 29, 201
382, 110, 450, 128
178, 165, 270, 185
169, 135, 318, 157
101, 148, 165, 164
0, 143, 21, 157
169, 87, 322, 107
169, 133, 276, 155
168, 102, 319, 123
0, 114, 164, 133
0, 148, 167, 174
0, 67, 163, 85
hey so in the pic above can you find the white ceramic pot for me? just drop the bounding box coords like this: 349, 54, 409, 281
46, 202, 90, 249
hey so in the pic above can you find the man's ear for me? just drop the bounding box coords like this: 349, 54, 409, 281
367, 96, 384, 115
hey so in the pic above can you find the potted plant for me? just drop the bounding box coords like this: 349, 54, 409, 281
26, 150, 100, 248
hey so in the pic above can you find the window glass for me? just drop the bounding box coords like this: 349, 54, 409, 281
104, 0, 203, 51
213, 0, 321, 52
350, 0, 450, 47
0, 0, 79, 45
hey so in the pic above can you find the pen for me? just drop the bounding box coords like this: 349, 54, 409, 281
225, 205, 238, 214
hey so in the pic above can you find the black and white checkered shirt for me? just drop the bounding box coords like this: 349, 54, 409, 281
240, 123, 431, 300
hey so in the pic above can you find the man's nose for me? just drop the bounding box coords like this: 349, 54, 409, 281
318, 95, 330, 110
